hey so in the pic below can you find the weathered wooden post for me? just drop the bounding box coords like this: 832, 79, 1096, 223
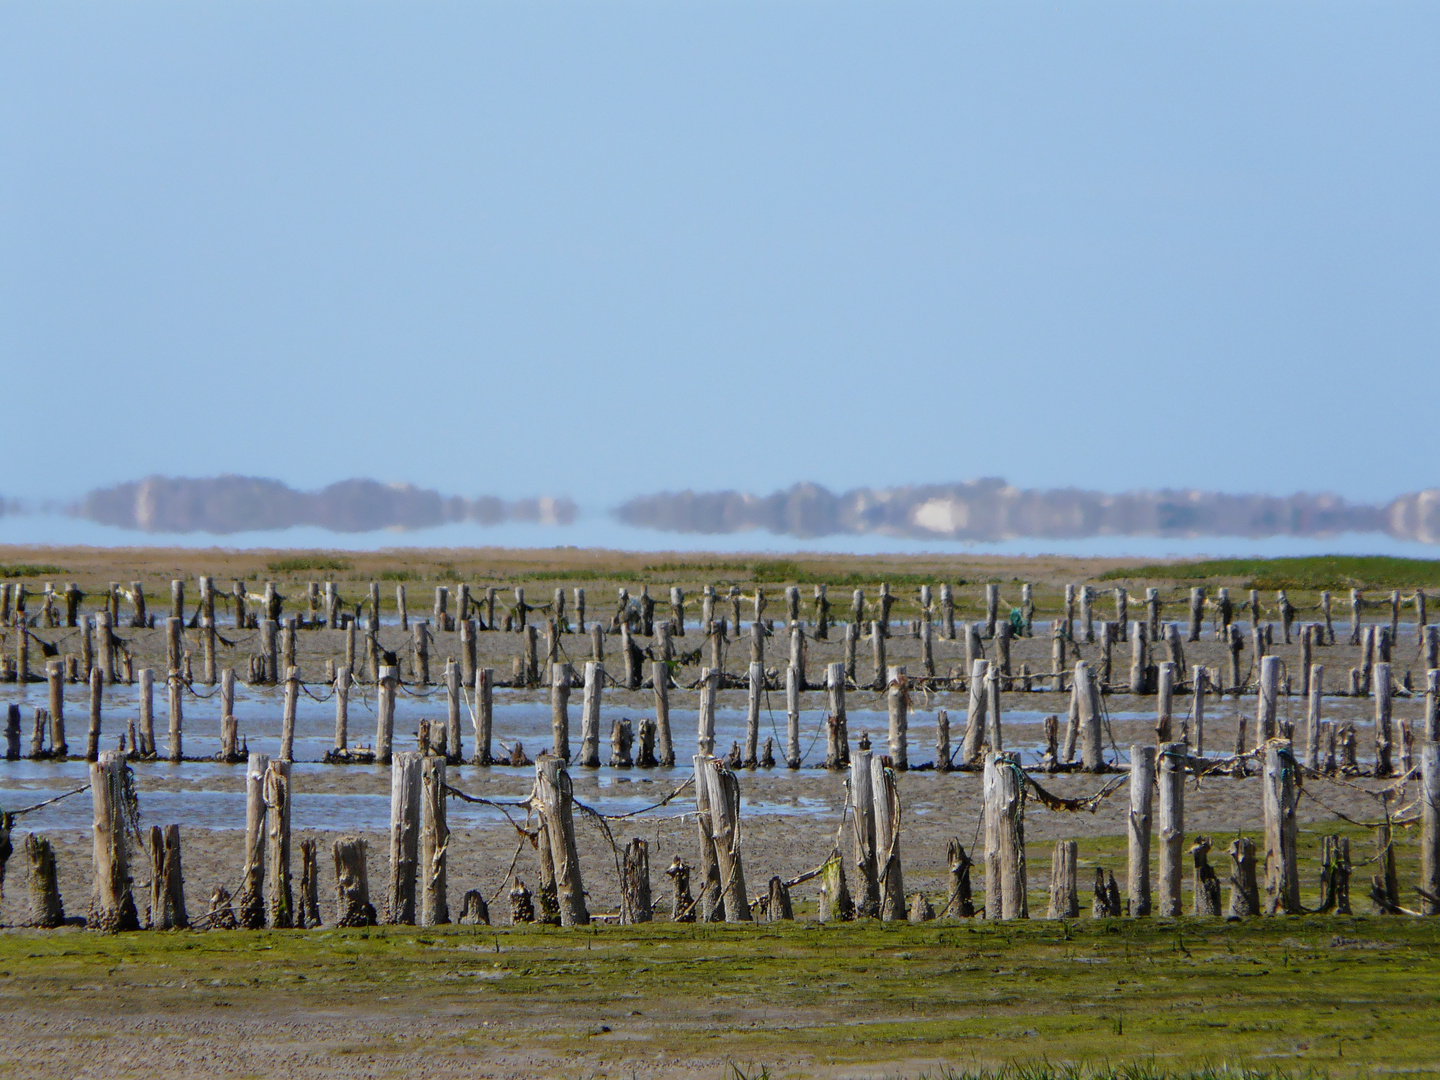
534, 755, 589, 925
698, 666, 718, 757
97, 610, 116, 683
474, 667, 494, 765
1188, 587, 1205, 641
523, 624, 539, 684
1305, 664, 1325, 769
1348, 588, 1363, 646
264, 758, 293, 928
1190, 665, 1206, 757
89, 750, 139, 931
167, 668, 185, 763
1227, 837, 1260, 917
420, 754, 448, 925
413, 620, 431, 686
652, 660, 674, 766
670, 585, 685, 637
1048, 840, 1079, 919
1189, 836, 1222, 916
329, 665, 351, 754
961, 659, 990, 765
983, 751, 1027, 919
985, 665, 1004, 753
983, 583, 999, 638
744, 661, 762, 768
86, 667, 103, 762
887, 665, 909, 770
579, 661, 602, 767
843, 621, 858, 682
1374, 661, 1393, 777
1422, 741, 1440, 916
785, 664, 801, 768
1155, 661, 1175, 742
590, 623, 604, 664
1021, 583, 1035, 636
386, 752, 421, 924
1129, 621, 1147, 694
332, 838, 374, 926
1158, 741, 1185, 916
459, 618, 476, 687
1254, 654, 1281, 748
789, 623, 806, 689
1128, 745, 1155, 916
869, 622, 886, 690
1080, 585, 1095, 643
1263, 742, 1301, 914
257, 618, 277, 685
375, 665, 397, 766
699, 756, 750, 922
1226, 624, 1244, 693
1113, 587, 1128, 641
1427, 669, 1440, 741
551, 661, 572, 761
443, 659, 461, 761
936, 708, 951, 771
940, 582, 955, 639
1077, 661, 1103, 772
872, 754, 905, 921
825, 661, 848, 769
622, 838, 653, 924
813, 583, 831, 640
1050, 619, 1067, 691
1146, 587, 1161, 642
395, 584, 408, 631
1426, 626, 1440, 672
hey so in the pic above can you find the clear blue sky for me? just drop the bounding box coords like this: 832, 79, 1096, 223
3, 2, 1436, 508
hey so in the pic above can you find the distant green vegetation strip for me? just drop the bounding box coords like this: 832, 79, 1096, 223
0, 563, 64, 578
1099, 556, 1440, 591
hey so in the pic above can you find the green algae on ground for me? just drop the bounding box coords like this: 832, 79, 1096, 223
1, 916, 1437, 1074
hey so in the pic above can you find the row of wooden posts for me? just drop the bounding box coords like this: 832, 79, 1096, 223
41, 723, 1440, 934
7, 636, 1440, 786
4, 575, 1434, 645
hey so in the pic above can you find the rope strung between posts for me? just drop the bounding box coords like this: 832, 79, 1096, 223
3, 784, 91, 818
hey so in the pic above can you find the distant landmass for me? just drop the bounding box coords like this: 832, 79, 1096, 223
76, 475, 577, 534
615, 480, 1440, 544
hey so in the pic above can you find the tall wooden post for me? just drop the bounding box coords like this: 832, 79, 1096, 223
388, 752, 422, 924
580, 661, 602, 767
744, 661, 762, 768
1076, 661, 1103, 772
265, 759, 293, 928
551, 661, 572, 761
961, 659, 990, 765
375, 665, 397, 766
1158, 741, 1185, 916
1422, 741, 1440, 916
1256, 655, 1281, 748
421, 755, 449, 926
983, 751, 1027, 919
872, 754, 905, 921
89, 750, 139, 931
652, 660, 674, 766
1375, 661, 1394, 776
474, 667, 494, 766
1128, 745, 1155, 916
1262, 742, 1301, 914
887, 665, 908, 770
534, 756, 589, 925
237, 752, 268, 928
700, 757, 750, 922
825, 661, 848, 769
